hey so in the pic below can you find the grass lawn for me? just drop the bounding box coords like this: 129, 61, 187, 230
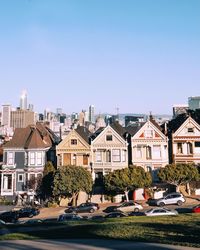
1, 214, 200, 247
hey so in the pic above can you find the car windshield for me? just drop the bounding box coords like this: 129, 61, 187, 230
146, 209, 154, 213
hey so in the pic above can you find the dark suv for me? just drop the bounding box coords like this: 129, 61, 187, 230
65, 202, 99, 213
156, 192, 185, 207
17, 207, 40, 218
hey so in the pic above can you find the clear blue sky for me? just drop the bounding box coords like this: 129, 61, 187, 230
0, 0, 200, 115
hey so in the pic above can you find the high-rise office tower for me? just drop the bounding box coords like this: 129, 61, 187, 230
11, 109, 35, 128
20, 90, 27, 110
1, 104, 11, 127
28, 104, 34, 111
172, 104, 188, 118
89, 105, 95, 123
188, 96, 200, 110
56, 108, 62, 115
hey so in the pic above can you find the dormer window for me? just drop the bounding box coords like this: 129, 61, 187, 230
144, 129, 153, 138
188, 127, 194, 133
106, 135, 112, 141
71, 139, 77, 145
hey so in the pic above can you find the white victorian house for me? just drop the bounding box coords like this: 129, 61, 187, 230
131, 118, 169, 178
91, 123, 128, 184
172, 116, 200, 164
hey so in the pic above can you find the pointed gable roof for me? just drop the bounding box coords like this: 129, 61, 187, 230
110, 122, 126, 138
75, 126, 91, 144
125, 123, 145, 136
131, 120, 167, 140
91, 124, 127, 145
4, 123, 57, 149
173, 116, 200, 137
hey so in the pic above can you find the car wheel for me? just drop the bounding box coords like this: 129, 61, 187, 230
177, 200, 183, 206
89, 208, 95, 213
158, 202, 165, 207
29, 214, 34, 218
134, 208, 139, 212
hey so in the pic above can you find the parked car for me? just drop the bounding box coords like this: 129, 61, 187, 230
23, 219, 43, 225
105, 212, 128, 218
17, 207, 40, 218
192, 204, 200, 213
88, 215, 105, 221
128, 211, 146, 217
116, 201, 143, 213
103, 205, 118, 213
65, 202, 99, 213
145, 208, 178, 216
58, 214, 83, 222
0, 219, 6, 225
0, 211, 19, 223
156, 192, 185, 207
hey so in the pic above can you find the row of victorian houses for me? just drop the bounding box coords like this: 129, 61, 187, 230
1, 115, 200, 201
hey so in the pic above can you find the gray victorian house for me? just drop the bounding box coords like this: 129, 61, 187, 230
0, 123, 59, 201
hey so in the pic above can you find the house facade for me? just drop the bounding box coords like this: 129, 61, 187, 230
131, 119, 169, 177
56, 126, 91, 169
0, 123, 59, 200
172, 117, 200, 164
91, 124, 128, 184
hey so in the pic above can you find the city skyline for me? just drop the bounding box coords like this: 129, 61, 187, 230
0, 1, 200, 114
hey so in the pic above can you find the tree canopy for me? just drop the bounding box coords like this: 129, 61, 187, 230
157, 163, 199, 187
40, 161, 56, 199
53, 165, 93, 205
104, 165, 152, 200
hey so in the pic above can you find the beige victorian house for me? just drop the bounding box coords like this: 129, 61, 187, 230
172, 117, 200, 164
131, 119, 168, 176
90, 123, 128, 184
56, 126, 91, 170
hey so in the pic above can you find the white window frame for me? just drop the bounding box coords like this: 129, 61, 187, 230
37, 152, 42, 165
122, 150, 126, 162
153, 145, 161, 159
112, 149, 121, 162
7, 152, 14, 165
3, 174, 12, 190
30, 152, 35, 165
95, 151, 102, 162
136, 146, 142, 158
18, 174, 24, 182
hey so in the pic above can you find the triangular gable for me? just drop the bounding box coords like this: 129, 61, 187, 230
91, 125, 127, 146
173, 117, 200, 137
132, 120, 167, 141
57, 130, 90, 150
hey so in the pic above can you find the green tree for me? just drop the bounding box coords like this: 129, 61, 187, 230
157, 163, 199, 193
104, 165, 152, 201
53, 165, 93, 206
40, 161, 56, 199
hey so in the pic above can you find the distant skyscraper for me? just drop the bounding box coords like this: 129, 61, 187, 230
1, 104, 11, 127
173, 104, 188, 118
125, 115, 145, 127
11, 109, 35, 128
188, 96, 200, 111
84, 111, 89, 122
79, 111, 85, 126
89, 105, 95, 123
71, 112, 78, 121
56, 108, 62, 115
20, 90, 27, 110
28, 104, 34, 111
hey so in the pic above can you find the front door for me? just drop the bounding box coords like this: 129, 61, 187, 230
83, 155, 88, 165
63, 153, 71, 165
